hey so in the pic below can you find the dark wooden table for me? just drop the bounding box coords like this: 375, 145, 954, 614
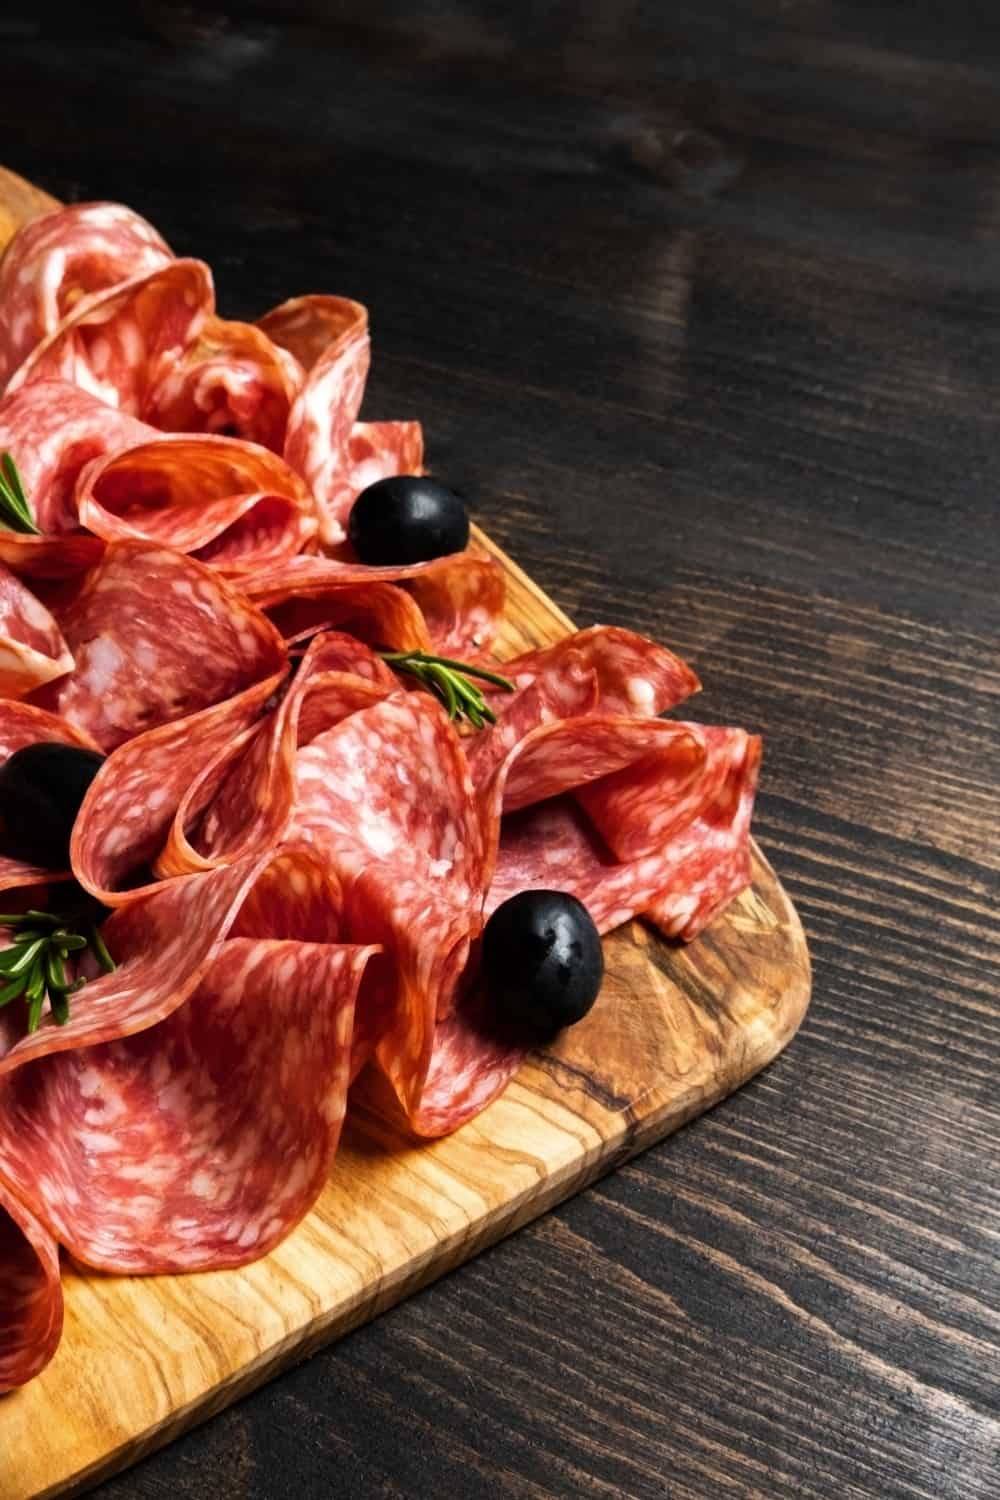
3, 4, 998, 1497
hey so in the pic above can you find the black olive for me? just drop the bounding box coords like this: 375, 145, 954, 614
482, 889, 604, 1039
348, 475, 470, 565
0, 744, 106, 868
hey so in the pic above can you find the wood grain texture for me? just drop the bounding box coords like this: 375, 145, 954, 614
0, 171, 808, 1499
0, 5, 998, 1496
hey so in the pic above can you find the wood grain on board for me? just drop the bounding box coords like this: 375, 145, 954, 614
0, 167, 809, 1499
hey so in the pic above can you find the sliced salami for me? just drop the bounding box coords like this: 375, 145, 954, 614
641, 728, 761, 941
346, 419, 424, 492
246, 551, 505, 657
0, 1180, 62, 1393
6, 260, 213, 416
32, 541, 287, 749
0, 562, 74, 697
76, 433, 318, 574
468, 625, 701, 790
257, 293, 366, 373
485, 727, 761, 940
0, 849, 379, 1272
281, 308, 370, 545
0, 202, 172, 388
71, 672, 285, 904
158, 634, 391, 880
291, 692, 484, 1113
145, 315, 305, 452
0, 379, 153, 577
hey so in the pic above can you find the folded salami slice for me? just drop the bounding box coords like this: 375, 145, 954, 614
0, 202, 172, 388
32, 541, 287, 750
346, 420, 424, 493
76, 433, 318, 574
0, 561, 73, 697
0, 699, 103, 893
260, 295, 423, 513
0, 1180, 62, 1394
281, 304, 370, 545
145, 315, 305, 452
257, 291, 362, 364
247, 551, 505, 657
291, 692, 487, 1118
468, 625, 701, 789
0, 849, 380, 1274
71, 672, 284, 904
640, 728, 761, 941
485, 726, 760, 940
157, 634, 392, 880
6, 259, 214, 418
0, 380, 153, 577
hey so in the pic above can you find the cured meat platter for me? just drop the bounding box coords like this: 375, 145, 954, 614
0, 166, 810, 1500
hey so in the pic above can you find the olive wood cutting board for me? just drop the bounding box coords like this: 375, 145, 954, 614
0, 166, 811, 1500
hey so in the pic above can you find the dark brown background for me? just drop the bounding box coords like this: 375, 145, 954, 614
2, 3, 999, 1496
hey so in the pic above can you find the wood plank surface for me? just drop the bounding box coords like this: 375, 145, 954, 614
0, 7, 998, 1495
0, 171, 809, 1499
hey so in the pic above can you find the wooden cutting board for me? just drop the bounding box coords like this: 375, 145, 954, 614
0, 167, 811, 1500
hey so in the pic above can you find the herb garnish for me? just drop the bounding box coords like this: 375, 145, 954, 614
381, 651, 515, 729
0, 909, 116, 1033
0, 453, 40, 535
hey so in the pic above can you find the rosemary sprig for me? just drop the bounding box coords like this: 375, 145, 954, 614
0, 907, 116, 1033
380, 650, 515, 729
0, 453, 40, 535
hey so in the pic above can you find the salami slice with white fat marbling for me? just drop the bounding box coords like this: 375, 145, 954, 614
6, 260, 214, 415
0, 849, 380, 1272
32, 541, 287, 749
76, 431, 318, 574
0, 379, 318, 576
0, 201, 172, 388
0, 1179, 62, 1394
485, 726, 761, 941
0, 561, 74, 696
145, 315, 305, 452
469, 625, 701, 790
246, 550, 505, 657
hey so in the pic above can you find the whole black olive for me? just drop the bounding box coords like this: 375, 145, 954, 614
0, 743, 106, 867
482, 889, 604, 1039
348, 476, 470, 565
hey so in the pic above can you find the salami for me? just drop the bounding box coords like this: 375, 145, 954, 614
0, 849, 379, 1272
32, 541, 287, 749
0, 380, 318, 576
0, 380, 152, 577
0, 1180, 62, 1394
145, 315, 305, 452
76, 432, 318, 574
291, 692, 485, 1116
71, 672, 285, 904
281, 306, 370, 545
0, 202, 172, 387
7, 260, 213, 415
484, 726, 760, 940
345, 419, 424, 493
469, 625, 701, 789
247, 551, 506, 657
0, 561, 73, 697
